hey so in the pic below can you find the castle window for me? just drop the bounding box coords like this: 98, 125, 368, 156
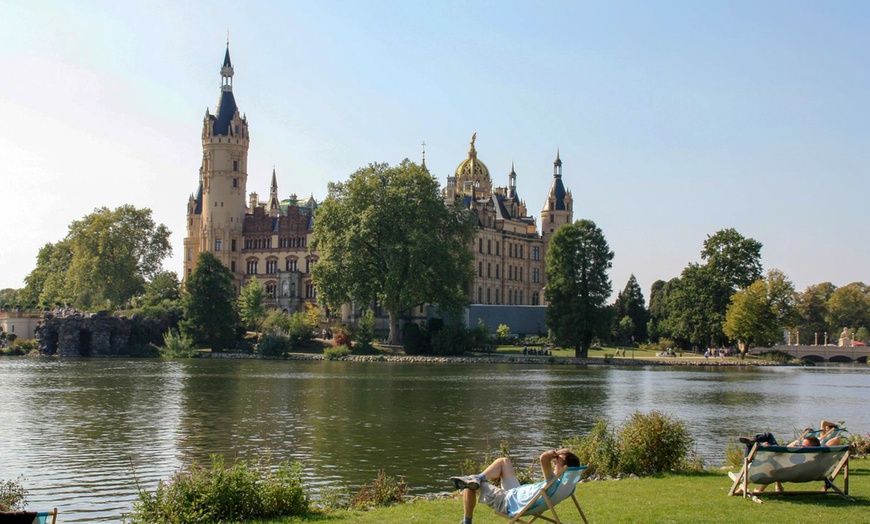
479, 239, 483, 253
519, 291, 524, 305
477, 287, 482, 303
532, 292, 539, 306
509, 266, 513, 281
187, 248, 192, 262
519, 246, 524, 259
532, 247, 540, 261
247, 260, 258, 275
266, 259, 278, 274
496, 241, 500, 255
487, 263, 491, 278
234, 125, 239, 135
486, 288, 491, 304
487, 240, 491, 254
496, 265, 500, 279
478, 262, 483, 277
496, 288, 500, 305
550, 215, 554, 223
233, 178, 238, 187
231, 239, 237, 252
215, 239, 222, 251
233, 160, 239, 172
533, 267, 540, 283
266, 282, 276, 297
231, 261, 236, 272
519, 267, 523, 281
287, 258, 298, 272
305, 283, 316, 299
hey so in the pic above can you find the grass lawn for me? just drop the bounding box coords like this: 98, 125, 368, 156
248, 458, 868, 524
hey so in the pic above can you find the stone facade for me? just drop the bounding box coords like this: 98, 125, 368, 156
36, 312, 131, 357
183, 45, 574, 320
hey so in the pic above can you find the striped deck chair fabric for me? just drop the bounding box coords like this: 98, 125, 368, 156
728, 444, 852, 502
496, 466, 589, 524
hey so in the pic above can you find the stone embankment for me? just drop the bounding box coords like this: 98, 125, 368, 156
203, 352, 787, 367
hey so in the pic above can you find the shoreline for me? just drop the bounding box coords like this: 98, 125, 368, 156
202, 351, 794, 367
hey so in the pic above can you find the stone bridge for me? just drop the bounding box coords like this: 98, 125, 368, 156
758, 344, 870, 363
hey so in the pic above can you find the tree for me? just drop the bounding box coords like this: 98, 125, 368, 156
22, 205, 171, 310
312, 160, 476, 344
661, 264, 729, 349
238, 277, 267, 334
140, 271, 181, 307
647, 279, 675, 342
180, 252, 238, 350
701, 228, 763, 291
826, 282, 870, 335
723, 269, 796, 351
545, 219, 614, 358
613, 274, 647, 344
794, 282, 836, 345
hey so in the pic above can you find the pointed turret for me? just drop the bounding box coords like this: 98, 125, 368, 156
541, 149, 573, 242
268, 166, 281, 217
508, 161, 517, 198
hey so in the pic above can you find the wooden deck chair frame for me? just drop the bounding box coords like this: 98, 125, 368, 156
495, 467, 589, 524
728, 443, 852, 503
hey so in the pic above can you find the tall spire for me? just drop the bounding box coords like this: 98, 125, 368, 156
221, 41, 234, 92
271, 166, 278, 192
553, 148, 562, 177
421, 140, 427, 170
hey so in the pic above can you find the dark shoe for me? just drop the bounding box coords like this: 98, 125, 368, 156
450, 475, 480, 491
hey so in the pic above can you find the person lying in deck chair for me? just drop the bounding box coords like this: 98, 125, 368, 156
449, 448, 580, 524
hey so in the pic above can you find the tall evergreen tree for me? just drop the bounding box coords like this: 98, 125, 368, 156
545, 219, 614, 358
613, 274, 648, 344
181, 252, 238, 350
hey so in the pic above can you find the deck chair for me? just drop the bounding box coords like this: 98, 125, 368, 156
0, 508, 57, 524
495, 466, 589, 524
805, 426, 847, 445
727, 443, 852, 503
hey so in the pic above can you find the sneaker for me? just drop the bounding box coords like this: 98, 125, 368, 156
450, 475, 480, 491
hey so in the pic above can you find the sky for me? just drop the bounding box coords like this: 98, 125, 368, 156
1, 0, 868, 301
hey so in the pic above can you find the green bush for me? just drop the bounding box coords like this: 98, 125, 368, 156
402, 323, 428, 355
617, 410, 694, 475
350, 470, 408, 509
431, 324, 471, 355
0, 476, 28, 510
353, 310, 376, 353
758, 349, 794, 362
324, 345, 352, 360
126, 455, 308, 524
258, 332, 292, 357
564, 419, 620, 477
160, 329, 196, 358
262, 309, 292, 333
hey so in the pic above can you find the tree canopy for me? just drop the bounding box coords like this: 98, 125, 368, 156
723, 269, 796, 351
311, 160, 476, 344
238, 276, 267, 334
613, 274, 647, 344
22, 205, 171, 310
545, 219, 614, 358
181, 252, 238, 350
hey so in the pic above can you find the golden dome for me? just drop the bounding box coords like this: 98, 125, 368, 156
454, 133, 492, 197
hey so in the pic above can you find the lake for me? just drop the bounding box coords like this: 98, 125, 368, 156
1, 357, 868, 522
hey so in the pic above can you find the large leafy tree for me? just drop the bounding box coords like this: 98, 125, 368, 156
723, 269, 796, 351
22, 205, 171, 309
661, 228, 763, 349
312, 160, 476, 344
238, 276, 267, 334
661, 264, 729, 348
794, 282, 836, 345
613, 274, 648, 344
701, 228, 763, 291
545, 219, 614, 358
826, 282, 870, 335
181, 252, 238, 350
647, 278, 675, 342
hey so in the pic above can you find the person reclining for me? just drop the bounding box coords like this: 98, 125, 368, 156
449, 449, 581, 524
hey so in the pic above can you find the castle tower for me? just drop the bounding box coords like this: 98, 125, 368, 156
183, 43, 250, 287
267, 167, 282, 217
540, 149, 573, 245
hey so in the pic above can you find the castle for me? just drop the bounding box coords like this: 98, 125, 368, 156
184, 45, 572, 322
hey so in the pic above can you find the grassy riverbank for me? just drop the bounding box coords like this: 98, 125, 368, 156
245, 458, 868, 524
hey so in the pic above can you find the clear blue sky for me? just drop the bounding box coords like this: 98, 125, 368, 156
1, 0, 867, 300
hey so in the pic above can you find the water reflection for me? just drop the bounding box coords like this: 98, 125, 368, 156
1, 358, 868, 523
